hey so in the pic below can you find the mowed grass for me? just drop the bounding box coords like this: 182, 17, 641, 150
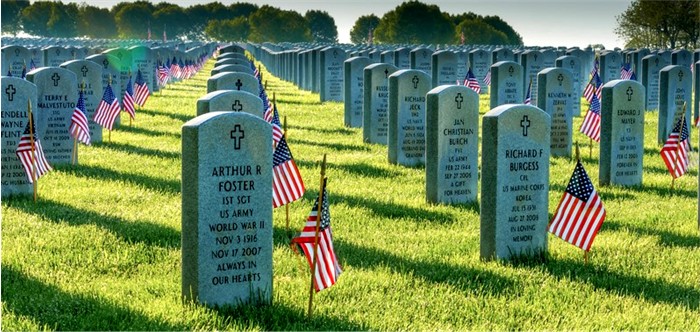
2, 56, 699, 330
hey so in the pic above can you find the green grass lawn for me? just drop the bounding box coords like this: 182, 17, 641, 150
2, 57, 699, 330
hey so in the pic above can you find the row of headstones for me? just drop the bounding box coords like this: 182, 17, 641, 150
2, 43, 218, 95
182, 45, 276, 308
355, 60, 696, 147
1, 42, 222, 198
176, 69, 655, 309
243, 42, 699, 104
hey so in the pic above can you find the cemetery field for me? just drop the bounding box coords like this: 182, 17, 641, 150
2, 58, 699, 330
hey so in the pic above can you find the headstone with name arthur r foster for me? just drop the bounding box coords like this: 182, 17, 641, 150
26, 67, 78, 166
182, 111, 273, 308
363, 63, 398, 144
1, 77, 37, 197
60, 60, 104, 144
599, 80, 645, 186
537, 68, 574, 157
658, 65, 692, 144
490, 61, 524, 109
197, 90, 264, 118
344, 56, 372, 128
481, 104, 550, 261
426, 85, 479, 204
388, 69, 431, 166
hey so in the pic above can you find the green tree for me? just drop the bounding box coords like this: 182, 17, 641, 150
205, 17, 250, 42
114, 1, 154, 39
482, 15, 523, 45
305, 10, 338, 43
229, 2, 258, 18
615, 0, 699, 48
77, 4, 117, 38
456, 19, 508, 45
21, 1, 77, 37
350, 14, 380, 44
374, 1, 454, 44
2, 0, 30, 35
249, 5, 310, 42
153, 3, 187, 40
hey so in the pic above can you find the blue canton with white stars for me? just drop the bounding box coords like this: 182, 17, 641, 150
566, 161, 594, 201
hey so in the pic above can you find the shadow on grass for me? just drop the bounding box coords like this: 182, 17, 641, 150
539, 256, 699, 310
279, 226, 517, 297
61, 163, 180, 194
93, 141, 181, 160
138, 108, 194, 123
8, 197, 180, 249
603, 219, 700, 249
287, 124, 355, 136
208, 300, 367, 330
113, 123, 182, 139
289, 138, 370, 152
304, 188, 455, 223
1, 266, 187, 330
296, 159, 402, 179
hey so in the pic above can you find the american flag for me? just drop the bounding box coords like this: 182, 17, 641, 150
463, 67, 481, 93
158, 62, 170, 87
580, 93, 602, 142
524, 79, 532, 105
16, 112, 52, 183
590, 56, 599, 76
272, 136, 305, 208
29, 59, 36, 71
134, 69, 150, 107
122, 75, 135, 120
291, 179, 342, 292
660, 115, 690, 179
264, 103, 284, 147
548, 160, 606, 252
93, 81, 121, 130
620, 63, 633, 80
483, 70, 491, 86
583, 71, 602, 103
70, 89, 91, 145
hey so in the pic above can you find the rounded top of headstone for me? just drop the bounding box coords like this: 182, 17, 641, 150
365, 62, 398, 71
345, 56, 371, 64
659, 64, 688, 73
183, 110, 268, 129
492, 60, 518, 68
389, 68, 430, 80
485, 103, 549, 120
427, 84, 477, 97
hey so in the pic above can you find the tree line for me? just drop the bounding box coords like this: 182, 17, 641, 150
615, 0, 699, 49
1, 0, 525, 46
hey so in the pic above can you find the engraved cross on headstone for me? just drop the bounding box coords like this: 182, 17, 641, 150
557, 73, 564, 86
14, 49, 20, 56
455, 93, 463, 109
654, 57, 659, 66
52, 73, 61, 86
520, 115, 530, 136
102, 59, 109, 68
412, 75, 419, 89
678, 70, 684, 81
626, 86, 634, 101
232, 100, 243, 112
5, 84, 16, 101
81, 65, 88, 77
384, 68, 389, 78
508, 66, 514, 77
569, 60, 575, 69
235, 79, 242, 90
230, 124, 245, 150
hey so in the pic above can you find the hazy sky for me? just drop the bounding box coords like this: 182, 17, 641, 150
54, 0, 633, 49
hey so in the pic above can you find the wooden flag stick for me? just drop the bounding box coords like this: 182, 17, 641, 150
575, 141, 580, 162
283, 114, 290, 234
307, 154, 327, 319
72, 139, 77, 165
584, 250, 589, 265
27, 99, 37, 202
589, 137, 593, 159
109, 130, 112, 143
